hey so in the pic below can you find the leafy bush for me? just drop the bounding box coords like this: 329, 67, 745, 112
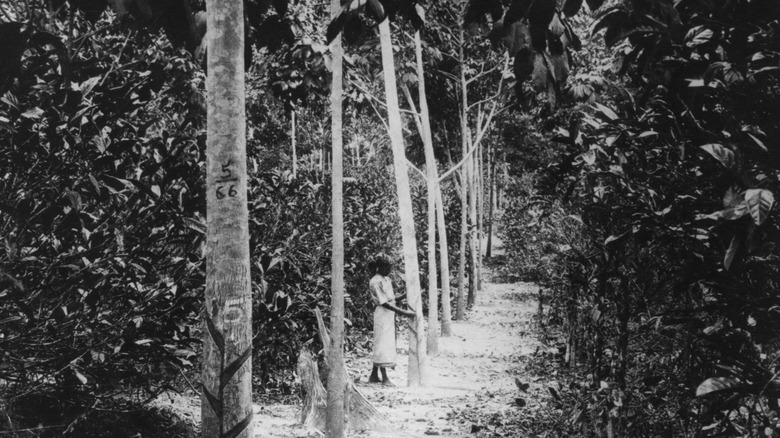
0, 14, 206, 398
500, 0, 780, 435
248, 161, 404, 390
0, 7, 414, 403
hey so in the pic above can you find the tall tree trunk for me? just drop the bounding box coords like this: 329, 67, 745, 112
485, 144, 495, 258
456, 27, 468, 321
291, 109, 297, 178
467, 150, 477, 306
412, 27, 440, 357
476, 142, 483, 292
326, 0, 347, 434
378, 19, 429, 387
202, 2, 253, 437
436, 185, 453, 336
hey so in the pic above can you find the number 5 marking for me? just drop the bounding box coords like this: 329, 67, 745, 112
225, 298, 244, 324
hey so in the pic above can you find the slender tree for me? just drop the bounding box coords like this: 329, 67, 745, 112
291, 109, 298, 178
467, 141, 478, 306
411, 21, 440, 356
485, 143, 495, 258
476, 141, 483, 291
201, 1, 253, 437
378, 19, 429, 386
326, 0, 347, 432
456, 26, 469, 319
436, 185, 454, 336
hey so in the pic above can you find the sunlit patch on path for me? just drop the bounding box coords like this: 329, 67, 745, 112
152, 235, 544, 437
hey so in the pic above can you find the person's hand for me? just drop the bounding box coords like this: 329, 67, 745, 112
404, 310, 415, 318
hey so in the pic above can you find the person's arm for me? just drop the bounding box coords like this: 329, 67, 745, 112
381, 302, 415, 317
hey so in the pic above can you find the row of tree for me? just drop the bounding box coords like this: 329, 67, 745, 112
0, 0, 519, 436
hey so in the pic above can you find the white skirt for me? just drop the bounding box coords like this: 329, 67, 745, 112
373, 305, 396, 367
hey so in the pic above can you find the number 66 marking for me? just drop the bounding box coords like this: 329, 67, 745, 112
216, 184, 238, 199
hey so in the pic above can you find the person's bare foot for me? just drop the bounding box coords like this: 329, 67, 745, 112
368, 376, 381, 384
381, 380, 395, 387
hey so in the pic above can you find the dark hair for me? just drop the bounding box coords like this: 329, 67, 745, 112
369, 255, 392, 276
377, 260, 392, 276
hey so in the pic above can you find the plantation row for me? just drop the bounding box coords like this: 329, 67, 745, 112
2, 0, 780, 436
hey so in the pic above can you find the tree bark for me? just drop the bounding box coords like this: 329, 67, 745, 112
476, 141, 483, 292
326, 0, 347, 434
412, 27, 440, 357
455, 27, 468, 321
485, 144, 495, 258
467, 149, 477, 307
436, 185, 453, 336
291, 109, 297, 178
378, 19, 429, 386
202, 2, 253, 437
299, 310, 391, 434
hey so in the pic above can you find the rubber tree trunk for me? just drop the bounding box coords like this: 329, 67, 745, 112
455, 27, 468, 321
476, 142, 483, 292
291, 110, 297, 178
378, 19, 429, 387
202, 2, 253, 437
485, 144, 495, 258
467, 150, 478, 307
412, 27, 440, 357
436, 185, 453, 336
326, 0, 347, 434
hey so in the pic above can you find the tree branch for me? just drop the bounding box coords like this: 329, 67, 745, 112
348, 79, 418, 117
438, 141, 478, 183
401, 84, 425, 144
407, 159, 427, 180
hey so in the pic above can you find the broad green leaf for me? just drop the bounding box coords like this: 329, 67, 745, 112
504, 21, 530, 57
0, 315, 23, 325
686, 26, 713, 47
723, 65, 744, 84
548, 14, 565, 36
581, 150, 596, 165
744, 189, 775, 226
724, 235, 740, 270
697, 203, 747, 221
78, 76, 101, 97
21, 107, 44, 119
593, 102, 618, 120
74, 370, 88, 385
746, 133, 767, 152
604, 231, 629, 245
723, 187, 740, 208
700, 143, 736, 170
268, 257, 282, 271
696, 377, 746, 397
752, 66, 780, 75
532, 53, 548, 92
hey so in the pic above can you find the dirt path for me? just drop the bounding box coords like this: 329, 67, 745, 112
155, 237, 544, 437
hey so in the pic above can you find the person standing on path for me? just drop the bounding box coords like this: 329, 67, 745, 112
368, 255, 414, 386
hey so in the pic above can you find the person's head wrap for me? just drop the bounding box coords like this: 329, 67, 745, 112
371, 253, 392, 275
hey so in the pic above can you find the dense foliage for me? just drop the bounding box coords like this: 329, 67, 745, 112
4, 0, 780, 436
500, 0, 780, 435
0, 0, 442, 418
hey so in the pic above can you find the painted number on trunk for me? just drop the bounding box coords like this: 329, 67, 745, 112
225, 297, 246, 324
216, 160, 239, 199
